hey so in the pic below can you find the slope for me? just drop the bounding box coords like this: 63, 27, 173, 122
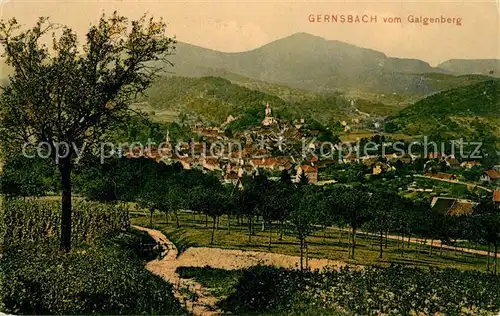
385, 80, 500, 138
137, 76, 356, 129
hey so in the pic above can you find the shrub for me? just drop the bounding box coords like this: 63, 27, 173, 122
220, 265, 500, 315
0, 232, 186, 315
219, 265, 307, 313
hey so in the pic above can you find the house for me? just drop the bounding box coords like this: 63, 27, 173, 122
223, 171, 240, 185
177, 157, 191, 170
448, 200, 477, 216
445, 158, 461, 170
250, 157, 278, 170
426, 152, 444, 159
480, 170, 500, 183
341, 153, 359, 164
461, 161, 481, 169
424, 172, 458, 182
431, 197, 477, 216
493, 190, 500, 205
275, 157, 293, 171
372, 162, 387, 175
203, 157, 221, 171
295, 165, 318, 184
194, 127, 220, 137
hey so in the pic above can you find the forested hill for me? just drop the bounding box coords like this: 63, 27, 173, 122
138, 76, 357, 128
385, 79, 500, 138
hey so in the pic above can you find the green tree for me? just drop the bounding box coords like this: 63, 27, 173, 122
290, 186, 318, 271
0, 13, 175, 251
366, 191, 399, 258
338, 185, 373, 259
0, 153, 59, 197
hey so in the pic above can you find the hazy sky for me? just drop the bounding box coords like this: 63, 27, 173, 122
1, 0, 499, 66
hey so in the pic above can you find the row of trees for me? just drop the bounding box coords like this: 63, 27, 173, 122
1, 152, 499, 272
66, 157, 500, 273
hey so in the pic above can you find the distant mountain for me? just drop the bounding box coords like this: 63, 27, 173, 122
385, 80, 500, 138
166, 33, 451, 96
438, 59, 500, 77
0, 32, 495, 101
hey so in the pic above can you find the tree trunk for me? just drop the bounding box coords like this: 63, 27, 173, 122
210, 216, 216, 245
60, 163, 73, 252
379, 230, 383, 258
248, 217, 252, 243
279, 220, 284, 240
487, 244, 491, 272
149, 208, 154, 227
400, 231, 404, 257
227, 214, 231, 234
268, 221, 272, 250
305, 241, 309, 270
300, 238, 304, 271
407, 234, 411, 249
494, 243, 498, 275
429, 239, 433, 256
351, 226, 357, 259
175, 210, 180, 228
346, 229, 350, 257
205, 214, 208, 228
385, 230, 388, 249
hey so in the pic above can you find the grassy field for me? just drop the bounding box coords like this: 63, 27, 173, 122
131, 212, 491, 272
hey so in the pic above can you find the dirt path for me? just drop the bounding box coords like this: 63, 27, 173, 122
132, 225, 351, 315
175, 246, 348, 271
132, 225, 220, 316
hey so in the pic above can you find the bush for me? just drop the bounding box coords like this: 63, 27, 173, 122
0, 232, 186, 315
219, 265, 307, 313
220, 265, 500, 315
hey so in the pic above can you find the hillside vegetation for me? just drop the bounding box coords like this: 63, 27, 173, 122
386, 79, 500, 138
138, 76, 356, 128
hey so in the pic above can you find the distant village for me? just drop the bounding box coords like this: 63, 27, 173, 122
124, 102, 500, 214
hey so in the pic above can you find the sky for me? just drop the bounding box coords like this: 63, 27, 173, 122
1, 0, 499, 66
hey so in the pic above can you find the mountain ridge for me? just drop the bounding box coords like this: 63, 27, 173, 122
161, 32, 494, 96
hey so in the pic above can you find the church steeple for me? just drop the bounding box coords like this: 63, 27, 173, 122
261, 102, 277, 126
265, 102, 272, 117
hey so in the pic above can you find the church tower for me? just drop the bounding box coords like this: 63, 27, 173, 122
265, 102, 272, 117
262, 102, 277, 126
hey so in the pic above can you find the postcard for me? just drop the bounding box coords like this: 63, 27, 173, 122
0, 1, 499, 315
